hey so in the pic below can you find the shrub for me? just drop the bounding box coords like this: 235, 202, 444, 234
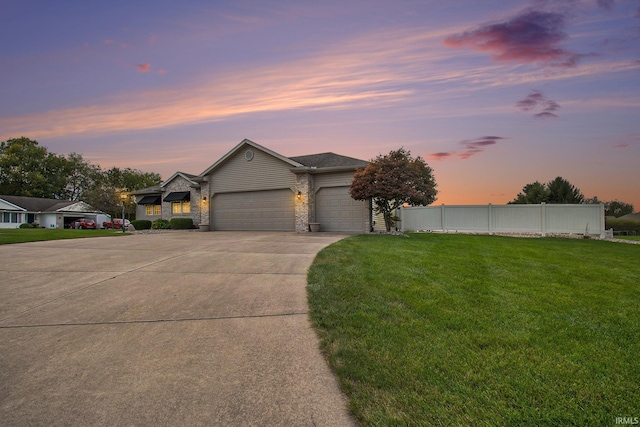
131, 219, 152, 230
169, 218, 193, 230
605, 218, 640, 234
151, 218, 171, 229
19, 223, 38, 229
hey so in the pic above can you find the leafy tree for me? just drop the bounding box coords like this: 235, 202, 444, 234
350, 148, 437, 232
510, 176, 584, 204
1, 137, 162, 219
546, 176, 584, 204
510, 181, 549, 204
585, 198, 634, 217
0, 137, 68, 198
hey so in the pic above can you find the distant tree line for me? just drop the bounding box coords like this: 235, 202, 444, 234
509, 176, 634, 217
0, 137, 162, 218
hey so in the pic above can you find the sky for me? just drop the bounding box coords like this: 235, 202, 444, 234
1, 0, 639, 209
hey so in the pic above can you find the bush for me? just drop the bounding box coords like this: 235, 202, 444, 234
151, 218, 171, 229
131, 220, 152, 230
19, 223, 39, 228
169, 218, 193, 230
605, 218, 640, 234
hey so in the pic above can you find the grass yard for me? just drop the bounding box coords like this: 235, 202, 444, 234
308, 234, 640, 426
0, 228, 128, 245
616, 235, 640, 241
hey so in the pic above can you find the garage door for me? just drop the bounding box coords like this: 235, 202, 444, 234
315, 186, 368, 233
212, 189, 295, 231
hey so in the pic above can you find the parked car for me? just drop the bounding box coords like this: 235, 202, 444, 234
70, 219, 97, 229
103, 218, 130, 229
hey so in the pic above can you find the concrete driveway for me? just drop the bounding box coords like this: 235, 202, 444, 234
0, 231, 355, 426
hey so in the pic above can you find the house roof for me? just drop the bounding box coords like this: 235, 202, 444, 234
0, 195, 99, 213
160, 171, 199, 188
288, 152, 368, 168
0, 195, 75, 212
619, 212, 640, 221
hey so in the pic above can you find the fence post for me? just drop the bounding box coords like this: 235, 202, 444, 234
599, 203, 605, 239
488, 203, 493, 235
441, 204, 446, 232
541, 202, 546, 237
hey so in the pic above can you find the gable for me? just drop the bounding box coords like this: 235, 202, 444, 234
0, 198, 25, 211
209, 143, 297, 193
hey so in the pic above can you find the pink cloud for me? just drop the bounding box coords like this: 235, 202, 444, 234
136, 63, 151, 73
443, 10, 587, 67
428, 152, 453, 160
429, 136, 508, 160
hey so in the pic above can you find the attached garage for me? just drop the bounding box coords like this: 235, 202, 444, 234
315, 186, 368, 233
212, 189, 295, 231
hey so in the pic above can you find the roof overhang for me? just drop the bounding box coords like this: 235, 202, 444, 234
289, 165, 364, 174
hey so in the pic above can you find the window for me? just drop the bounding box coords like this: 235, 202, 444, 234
10, 213, 19, 223
172, 201, 190, 214
2, 212, 9, 223
145, 204, 161, 216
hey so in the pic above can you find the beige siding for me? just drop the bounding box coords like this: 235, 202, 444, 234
209, 148, 295, 193
313, 171, 355, 189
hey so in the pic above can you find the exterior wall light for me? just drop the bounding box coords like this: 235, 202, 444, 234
296, 191, 302, 200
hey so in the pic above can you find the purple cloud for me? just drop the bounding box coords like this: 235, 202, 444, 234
516, 90, 561, 118
429, 136, 508, 160
596, 0, 615, 11
443, 10, 586, 67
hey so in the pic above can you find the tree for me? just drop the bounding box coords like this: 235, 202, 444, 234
350, 148, 437, 231
510, 176, 584, 204
0, 137, 68, 198
1, 137, 162, 218
546, 176, 584, 204
510, 181, 549, 204
585, 198, 634, 217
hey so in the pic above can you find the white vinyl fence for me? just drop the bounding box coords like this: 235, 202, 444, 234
398, 203, 606, 238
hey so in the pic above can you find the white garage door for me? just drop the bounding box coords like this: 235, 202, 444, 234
315, 186, 368, 233
212, 189, 295, 231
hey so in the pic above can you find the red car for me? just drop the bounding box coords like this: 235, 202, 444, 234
103, 218, 130, 229
70, 219, 97, 229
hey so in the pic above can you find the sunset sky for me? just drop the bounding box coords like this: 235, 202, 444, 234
1, 0, 639, 209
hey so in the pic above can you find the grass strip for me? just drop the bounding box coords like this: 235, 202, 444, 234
308, 234, 640, 426
0, 228, 128, 245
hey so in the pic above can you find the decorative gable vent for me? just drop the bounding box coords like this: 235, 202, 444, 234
245, 150, 254, 161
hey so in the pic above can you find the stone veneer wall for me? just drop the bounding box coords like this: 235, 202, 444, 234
293, 173, 312, 232
161, 176, 200, 226
199, 180, 210, 228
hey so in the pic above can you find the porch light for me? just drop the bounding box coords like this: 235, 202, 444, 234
296, 191, 302, 200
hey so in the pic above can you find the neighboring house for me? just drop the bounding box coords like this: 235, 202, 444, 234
0, 195, 107, 229
133, 139, 371, 233
619, 212, 640, 221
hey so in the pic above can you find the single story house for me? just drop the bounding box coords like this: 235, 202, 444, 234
133, 139, 372, 233
0, 195, 107, 229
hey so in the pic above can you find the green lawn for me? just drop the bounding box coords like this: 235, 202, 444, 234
615, 235, 640, 241
0, 228, 128, 245
308, 234, 640, 426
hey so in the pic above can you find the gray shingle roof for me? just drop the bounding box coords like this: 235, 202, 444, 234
0, 195, 75, 212
288, 152, 368, 168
